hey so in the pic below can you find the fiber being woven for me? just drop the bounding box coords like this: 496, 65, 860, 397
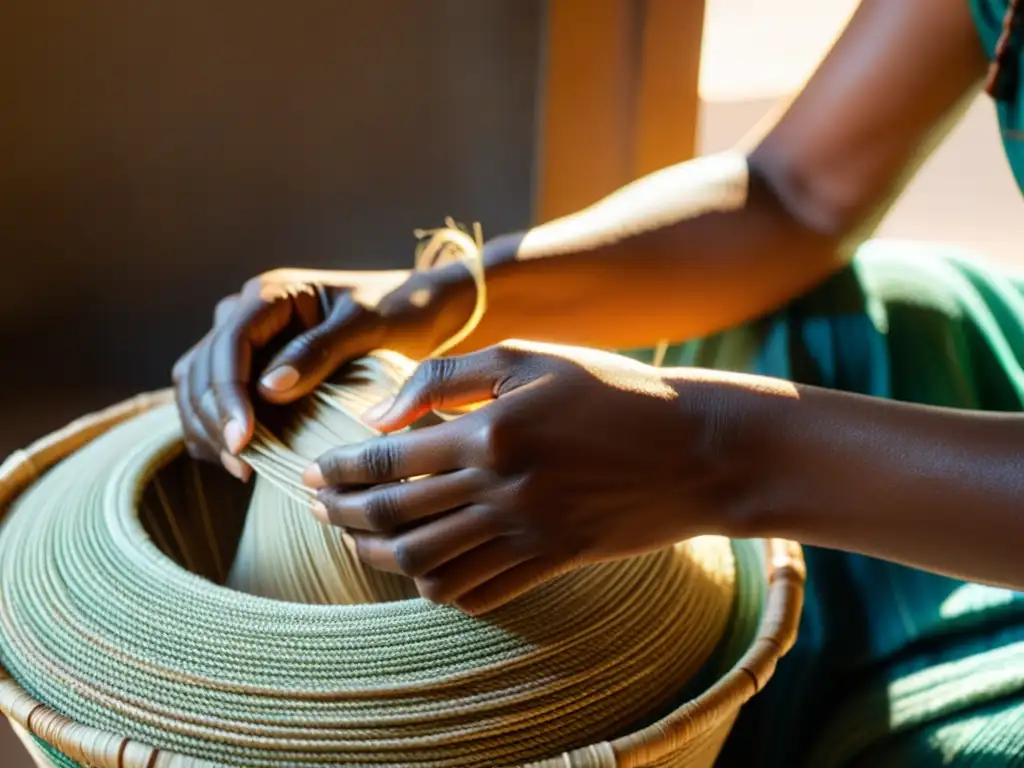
0, 225, 804, 767
0, 353, 738, 767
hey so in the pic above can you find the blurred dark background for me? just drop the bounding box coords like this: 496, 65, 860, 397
0, 0, 542, 459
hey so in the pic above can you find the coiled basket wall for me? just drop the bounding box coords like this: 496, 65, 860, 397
0, 367, 804, 767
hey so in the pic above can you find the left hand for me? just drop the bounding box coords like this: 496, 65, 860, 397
303, 341, 758, 615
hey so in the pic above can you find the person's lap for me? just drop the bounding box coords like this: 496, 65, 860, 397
627, 239, 1024, 766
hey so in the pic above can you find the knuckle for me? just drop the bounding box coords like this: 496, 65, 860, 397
412, 357, 458, 402
172, 354, 192, 384
426, 356, 459, 384
214, 294, 240, 323
212, 323, 243, 356
209, 377, 240, 410
489, 343, 535, 397
476, 414, 519, 472
318, 451, 347, 484
361, 439, 401, 483
470, 503, 509, 537
259, 268, 289, 285
390, 540, 421, 577
187, 375, 207, 413
283, 331, 332, 369
243, 270, 286, 296
198, 387, 220, 420
491, 341, 529, 367
241, 276, 264, 297
487, 480, 547, 539
362, 487, 403, 531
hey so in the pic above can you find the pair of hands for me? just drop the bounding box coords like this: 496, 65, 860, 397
173, 270, 754, 614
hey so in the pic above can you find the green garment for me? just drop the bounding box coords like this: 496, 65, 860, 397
636, 6, 1024, 762
627, 243, 1024, 766
27, 4, 1024, 764
657, 244, 1024, 767
973, 0, 1024, 190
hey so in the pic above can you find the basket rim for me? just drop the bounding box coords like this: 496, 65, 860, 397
0, 389, 805, 768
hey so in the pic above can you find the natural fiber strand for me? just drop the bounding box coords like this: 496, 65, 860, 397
0, 400, 738, 765
0, 223, 803, 767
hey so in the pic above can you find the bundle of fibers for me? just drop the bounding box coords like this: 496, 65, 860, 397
0, 350, 745, 767
227, 351, 422, 604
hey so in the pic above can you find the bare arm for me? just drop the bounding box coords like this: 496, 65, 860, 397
739, 382, 1024, 590
430, 0, 988, 353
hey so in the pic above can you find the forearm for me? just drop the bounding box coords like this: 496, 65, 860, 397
430, 151, 843, 354
423, 0, 987, 356
744, 383, 1024, 589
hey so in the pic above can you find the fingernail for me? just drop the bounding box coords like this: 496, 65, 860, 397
261, 365, 300, 393
362, 397, 395, 425
221, 451, 252, 483
223, 420, 246, 455
310, 500, 328, 522
302, 463, 326, 489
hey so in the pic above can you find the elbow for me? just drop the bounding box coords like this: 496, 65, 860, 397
747, 145, 867, 244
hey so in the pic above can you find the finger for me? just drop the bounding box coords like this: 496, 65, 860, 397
313, 469, 485, 532
454, 557, 579, 616
188, 342, 223, 449
213, 293, 241, 328
183, 347, 252, 481
347, 504, 501, 578
174, 363, 221, 464
207, 292, 299, 453
172, 292, 239, 386
172, 333, 206, 386
304, 420, 470, 488
210, 370, 254, 456
413, 537, 532, 606
172, 348, 194, 386
363, 346, 530, 433
258, 294, 381, 405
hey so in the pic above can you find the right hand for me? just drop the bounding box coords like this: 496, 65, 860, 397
172, 267, 468, 480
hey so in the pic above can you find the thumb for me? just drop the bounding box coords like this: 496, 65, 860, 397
258, 295, 380, 404
364, 345, 532, 432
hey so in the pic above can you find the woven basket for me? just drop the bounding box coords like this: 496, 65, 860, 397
0, 391, 805, 768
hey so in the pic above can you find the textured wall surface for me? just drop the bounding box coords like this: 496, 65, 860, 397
0, 0, 542, 452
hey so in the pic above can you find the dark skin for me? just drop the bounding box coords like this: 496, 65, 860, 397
176, 0, 1024, 613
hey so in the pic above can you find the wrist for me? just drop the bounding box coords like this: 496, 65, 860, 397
414, 232, 526, 353
665, 368, 802, 539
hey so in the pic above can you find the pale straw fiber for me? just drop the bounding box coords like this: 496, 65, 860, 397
0, 224, 803, 767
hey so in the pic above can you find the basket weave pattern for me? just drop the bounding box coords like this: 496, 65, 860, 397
0, 392, 804, 768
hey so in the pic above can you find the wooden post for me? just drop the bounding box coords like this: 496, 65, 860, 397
632, 0, 707, 178
534, 0, 706, 223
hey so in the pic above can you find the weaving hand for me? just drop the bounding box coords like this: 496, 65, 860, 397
172, 266, 472, 481
302, 340, 760, 615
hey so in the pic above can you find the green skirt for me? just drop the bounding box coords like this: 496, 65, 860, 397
629, 239, 1024, 767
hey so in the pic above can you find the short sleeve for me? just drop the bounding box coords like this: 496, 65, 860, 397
967, 0, 1007, 60
966, 0, 1024, 194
